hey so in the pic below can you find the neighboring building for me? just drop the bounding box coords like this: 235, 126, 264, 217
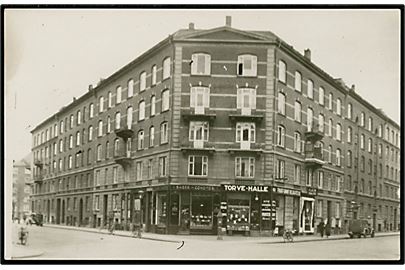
30, 17, 400, 235
12, 153, 32, 221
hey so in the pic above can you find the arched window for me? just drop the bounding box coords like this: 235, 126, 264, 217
138, 101, 145, 121
128, 79, 134, 98
76, 131, 80, 146
127, 107, 133, 128
115, 112, 121, 130
336, 123, 342, 141
294, 101, 301, 122
89, 103, 94, 118
107, 116, 111, 133
149, 126, 155, 147
97, 144, 102, 161
294, 71, 301, 92
98, 120, 103, 137
114, 139, 120, 157
99, 96, 104, 113
163, 57, 171, 79
347, 151, 352, 167
347, 103, 352, 119
150, 95, 156, 116
277, 92, 286, 115
108, 91, 112, 108
277, 125, 285, 147
318, 87, 324, 105
278, 60, 286, 83
138, 130, 144, 150
88, 126, 93, 141
160, 122, 168, 144
116, 86, 122, 104
140, 72, 146, 92
336, 98, 341, 116
294, 132, 301, 153
151, 65, 157, 85
307, 79, 314, 99
161, 89, 170, 112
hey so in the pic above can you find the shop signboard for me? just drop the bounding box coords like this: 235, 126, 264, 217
173, 184, 221, 192
261, 199, 271, 221
272, 187, 301, 197
222, 184, 270, 193
304, 187, 318, 197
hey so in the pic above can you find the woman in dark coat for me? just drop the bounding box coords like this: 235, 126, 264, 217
325, 221, 331, 238
318, 220, 325, 237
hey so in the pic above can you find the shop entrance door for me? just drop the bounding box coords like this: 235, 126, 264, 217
79, 198, 83, 226
179, 192, 191, 234
61, 200, 65, 224
56, 199, 61, 224
103, 195, 108, 226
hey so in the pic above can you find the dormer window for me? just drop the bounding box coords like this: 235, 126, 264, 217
191, 53, 211, 75
237, 54, 257, 77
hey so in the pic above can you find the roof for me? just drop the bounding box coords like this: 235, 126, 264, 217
13, 153, 32, 168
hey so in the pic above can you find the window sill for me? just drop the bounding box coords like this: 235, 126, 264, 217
190, 73, 211, 77
161, 109, 170, 113
237, 75, 258, 78
162, 77, 171, 82
138, 119, 145, 123
160, 142, 169, 145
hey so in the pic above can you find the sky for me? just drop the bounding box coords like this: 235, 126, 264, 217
5, 8, 401, 163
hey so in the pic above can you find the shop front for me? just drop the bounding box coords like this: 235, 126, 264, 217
300, 187, 317, 234
271, 186, 301, 235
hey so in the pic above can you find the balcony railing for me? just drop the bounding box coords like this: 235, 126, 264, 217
228, 111, 264, 123
180, 141, 215, 155
34, 173, 43, 183
115, 121, 134, 139
304, 124, 324, 142
304, 146, 325, 167
33, 159, 43, 167
181, 108, 216, 123
113, 148, 132, 167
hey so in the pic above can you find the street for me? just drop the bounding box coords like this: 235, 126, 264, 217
9, 225, 400, 260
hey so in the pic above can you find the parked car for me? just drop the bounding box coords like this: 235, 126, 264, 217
27, 213, 43, 226
348, 219, 374, 238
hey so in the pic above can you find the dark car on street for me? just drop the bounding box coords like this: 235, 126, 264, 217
348, 219, 374, 238
27, 213, 43, 226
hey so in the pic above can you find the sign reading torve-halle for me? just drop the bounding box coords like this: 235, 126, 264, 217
222, 184, 270, 193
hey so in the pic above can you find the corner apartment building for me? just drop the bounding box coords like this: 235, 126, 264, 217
30, 16, 400, 236
12, 154, 32, 221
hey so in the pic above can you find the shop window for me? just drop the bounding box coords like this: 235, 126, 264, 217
227, 196, 250, 232
237, 54, 257, 77
191, 194, 213, 230
156, 194, 167, 226
235, 157, 255, 178
191, 53, 211, 75
188, 155, 208, 176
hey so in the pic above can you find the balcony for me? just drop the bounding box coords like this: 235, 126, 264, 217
228, 111, 264, 123
115, 122, 134, 140
228, 143, 263, 156
113, 150, 132, 167
304, 146, 325, 168
34, 174, 43, 183
34, 159, 43, 168
180, 141, 215, 155
181, 108, 216, 123
304, 124, 324, 142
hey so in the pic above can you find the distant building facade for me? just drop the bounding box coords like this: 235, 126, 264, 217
13, 154, 32, 221
30, 17, 400, 235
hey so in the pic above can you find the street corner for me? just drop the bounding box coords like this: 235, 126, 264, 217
9, 244, 44, 259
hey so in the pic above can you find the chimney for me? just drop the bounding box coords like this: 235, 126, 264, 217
188, 23, 195, 30
351, 84, 356, 92
88, 84, 93, 91
225, 16, 232, 27
73, 97, 76, 102
304, 49, 311, 61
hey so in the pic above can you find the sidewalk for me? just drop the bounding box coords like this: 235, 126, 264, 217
44, 224, 400, 244
8, 224, 44, 259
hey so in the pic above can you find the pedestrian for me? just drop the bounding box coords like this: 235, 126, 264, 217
318, 220, 325, 238
325, 221, 331, 238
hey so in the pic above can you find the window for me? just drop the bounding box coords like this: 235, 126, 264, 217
328, 93, 333, 110
68, 155, 73, 169
108, 92, 112, 108
151, 65, 157, 85
317, 200, 323, 218
76, 131, 80, 146
97, 144, 102, 161
69, 135, 73, 149
318, 171, 324, 189
235, 157, 255, 178
336, 123, 341, 141
294, 71, 301, 92
238, 54, 257, 77
124, 107, 132, 129
128, 79, 134, 98
160, 122, 168, 144
336, 149, 341, 167
347, 103, 352, 119
191, 53, 211, 75
59, 139, 63, 153
307, 79, 313, 99
360, 134, 365, 149
294, 101, 301, 122
159, 156, 167, 176
368, 138, 373, 153
149, 96, 156, 117
189, 121, 209, 142
77, 110, 81, 125
378, 144, 382, 157
113, 166, 118, 183
136, 161, 143, 180
347, 151, 352, 167
140, 72, 146, 92
336, 98, 341, 116
276, 159, 285, 179
361, 156, 365, 172
347, 127, 352, 143
99, 96, 104, 113
306, 169, 313, 186
98, 120, 103, 137
162, 57, 171, 79
87, 148, 92, 164
277, 92, 286, 115
278, 60, 286, 82
105, 141, 110, 159
368, 160, 373, 175
107, 116, 111, 133
360, 112, 365, 127
318, 114, 324, 132
149, 126, 155, 147
114, 139, 119, 157
138, 101, 145, 121
360, 179, 365, 193
60, 120, 64, 134
54, 124, 58, 137
115, 112, 121, 130
307, 108, 313, 131
147, 159, 153, 179
294, 164, 301, 184
319, 87, 324, 105
328, 145, 332, 163
161, 89, 169, 112
277, 125, 285, 147
336, 202, 341, 218
294, 132, 301, 153
236, 88, 256, 115
368, 117, 373, 131
89, 103, 94, 118
116, 86, 122, 104
378, 124, 383, 137
236, 123, 255, 144
138, 130, 144, 150
188, 155, 208, 176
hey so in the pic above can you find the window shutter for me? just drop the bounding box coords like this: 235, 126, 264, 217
204, 87, 210, 108
205, 54, 211, 75
190, 88, 195, 107
191, 54, 197, 74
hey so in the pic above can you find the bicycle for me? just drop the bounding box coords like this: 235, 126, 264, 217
282, 229, 294, 242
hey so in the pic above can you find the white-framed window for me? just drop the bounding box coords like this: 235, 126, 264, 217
105, 141, 110, 159
147, 159, 153, 179
188, 155, 208, 176
277, 125, 285, 147
113, 138, 120, 156
294, 71, 301, 92
138, 130, 144, 150
107, 116, 111, 133
236, 122, 255, 143
191, 86, 210, 113
237, 88, 256, 113
336, 148, 341, 167
128, 79, 134, 98
108, 92, 112, 108
149, 126, 155, 147
368, 117, 373, 132
360, 112, 365, 127
75, 131, 80, 146
328, 93, 333, 111
151, 65, 157, 85
191, 53, 211, 75
237, 54, 257, 77
162, 57, 171, 80
138, 101, 145, 121
347, 127, 352, 143
59, 139, 63, 153
113, 166, 118, 184
189, 121, 209, 142
150, 95, 156, 116
319, 87, 324, 105
89, 103, 94, 119
336, 123, 342, 141
60, 120, 64, 134
97, 144, 102, 161
328, 145, 332, 163
347, 103, 352, 119
68, 155, 73, 169
360, 134, 365, 149
378, 143, 382, 157
161, 89, 169, 112
77, 110, 81, 125
336, 98, 341, 116
368, 138, 373, 153
294, 164, 301, 184
347, 150, 352, 167
277, 92, 286, 115
99, 96, 104, 113
318, 114, 324, 132
278, 60, 286, 83
54, 123, 58, 137
70, 114, 74, 129
69, 135, 73, 149
318, 171, 324, 189
294, 101, 301, 122
328, 119, 333, 137
307, 79, 313, 99
115, 112, 121, 130
294, 132, 301, 153
160, 122, 168, 144
53, 142, 57, 155
116, 86, 122, 104
235, 157, 255, 178
127, 107, 133, 128
136, 161, 143, 180
94, 195, 100, 210
306, 169, 313, 186
140, 72, 146, 92
276, 159, 285, 179
307, 108, 314, 131
159, 156, 167, 176
317, 200, 323, 217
